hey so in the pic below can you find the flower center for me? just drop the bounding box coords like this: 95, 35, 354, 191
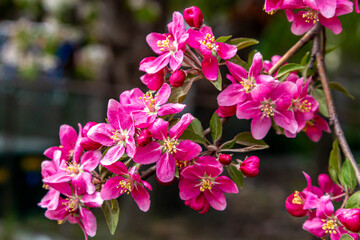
62, 198, 79, 212
200, 178, 213, 192
302, 10, 319, 24
292, 191, 304, 204
117, 179, 132, 194
109, 129, 128, 144
299, 99, 312, 112
140, 92, 159, 114
322, 219, 337, 234
240, 78, 255, 93
64, 160, 80, 175
200, 33, 217, 51
260, 102, 275, 117
163, 137, 179, 154
157, 35, 178, 53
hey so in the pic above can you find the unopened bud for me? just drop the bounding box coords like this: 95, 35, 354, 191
169, 70, 186, 87
219, 154, 232, 165
240, 156, 259, 177
183, 6, 203, 28
137, 129, 152, 147
337, 208, 360, 232
285, 191, 307, 217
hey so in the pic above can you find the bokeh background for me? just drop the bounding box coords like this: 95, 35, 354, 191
1, 0, 360, 239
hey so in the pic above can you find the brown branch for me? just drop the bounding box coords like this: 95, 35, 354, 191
140, 165, 156, 180
315, 26, 360, 186
268, 24, 321, 76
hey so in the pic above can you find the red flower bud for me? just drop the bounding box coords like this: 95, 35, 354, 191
183, 6, 203, 29
137, 129, 152, 147
219, 154, 232, 165
169, 70, 186, 87
337, 208, 360, 232
285, 191, 307, 217
240, 156, 259, 177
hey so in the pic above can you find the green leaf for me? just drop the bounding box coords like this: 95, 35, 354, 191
345, 191, 360, 209
226, 165, 243, 188
247, 49, 258, 66
326, 45, 338, 55
180, 118, 206, 144
210, 71, 222, 91
329, 82, 355, 100
210, 112, 222, 143
312, 88, 329, 117
340, 234, 355, 240
300, 51, 310, 66
227, 38, 259, 50
220, 139, 236, 150
102, 199, 120, 235
215, 35, 232, 43
329, 139, 341, 185
234, 132, 268, 147
275, 63, 305, 79
228, 55, 249, 70
340, 158, 357, 191
168, 76, 195, 103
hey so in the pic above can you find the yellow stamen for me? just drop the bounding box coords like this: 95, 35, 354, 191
200, 178, 213, 192
292, 191, 304, 204
117, 179, 132, 194
302, 11, 319, 24
322, 219, 337, 234
260, 103, 275, 117
240, 78, 255, 93
163, 137, 179, 154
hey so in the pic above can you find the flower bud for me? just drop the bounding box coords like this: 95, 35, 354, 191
240, 156, 259, 177
137, 129, 152, 147
80, 122, 102, 150
285, 191, 307, 217
183, 6, 203, 28
337, 208, 360, 232
219, 154, 232, 165
169, 70, 186, 87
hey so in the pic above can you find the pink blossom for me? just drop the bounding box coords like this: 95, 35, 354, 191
286, 190, 308, 217
133, 113, 201, 183
139, 57, 167, 91
337, 208, 360, 233
87, 100, 136, 165
120, 83, 186, 128
303, 114, 331, 142
183, 6, 203, 28
80, 122, 102, 151
179, 158, 238, 211
144, 12, 189, 74
100, 162, 152, 212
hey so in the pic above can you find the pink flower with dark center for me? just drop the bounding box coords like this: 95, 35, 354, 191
179, 158, 238, 211
133, 113, 201, 183
87, 100, 136, 165
143, 12, 189, 74
187, 26, 237, 80
303, 114, 331, 142
100, 162, 152, 212
120, 83, 186, 128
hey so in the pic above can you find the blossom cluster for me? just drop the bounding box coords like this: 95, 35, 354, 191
286, 172, 360, 239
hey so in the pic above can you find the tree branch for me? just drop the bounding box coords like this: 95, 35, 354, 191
140, 165, 156, 180
315, 26, 360, 186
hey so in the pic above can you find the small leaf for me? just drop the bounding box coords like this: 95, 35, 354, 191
180, 118, 206, 144
345, 191, 360, 209
215, 35, 232, 43
340, 158, 357, 191
300, 51, 310, 66
328, 139, 341, 185
168, 76, 195, 103
226, 165, 243, 188
247, 49, 258, 66
312, 88, 329, 118
235, 132, 268, 147
340, 234, 355, 240
210, 71, 222, 91
275, 63, 305, 79
228, 55, 249, 70
220, 139, 236, 150
102, 199, 120, 235
329, 82, 355, 100
210, 112, 222, 143
326, 45, 338, 55
227, 38, 259, 50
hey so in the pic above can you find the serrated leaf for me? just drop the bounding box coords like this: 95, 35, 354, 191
220, 139, 236, 150
226, 165, 243, 188
168, 76, 195, 103
227, 38, 259, 50
312, 88, 329, 117
275, 63, 305, 79
340, 234, 355, 240
300, 51, 310, 66
180, 118, 206, 144
215, 35, 232, 43
210, 112, 222, 143
234, 132, 268, 147
329, 139, 341, 185
102, 199, 120, 235
329, 82, 355, 100
340, 158, 357, 191
228, 55, 249, 70
345, 191, 360, 209
210, 71, 222, 91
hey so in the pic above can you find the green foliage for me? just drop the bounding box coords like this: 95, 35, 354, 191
228, 55, 249, 70
227, 38, 259, 50
276, 63, 305, 80
340, 234, 355, 240
340, 158, 357, 191
102, 199, 120, 235
210, 71, 222, 91
216, 35, 232, 43
329, 139, 341, 185
226, 165, 244, 188
329, 82, 355, 100
312, 88, 329, 118
168, 75, 196, 103
234, 132, 268, 148
345, 191, 360, 209
210, 113, 222, 143
180, 118, 206, 144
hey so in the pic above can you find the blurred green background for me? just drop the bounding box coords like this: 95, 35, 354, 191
0, 0, 360, 239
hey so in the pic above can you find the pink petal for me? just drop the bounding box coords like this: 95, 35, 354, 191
273, 110, 298, 134
181, 164, 207, 179
146, 33, 168, 55
249, 52, 263, 79
156, 153, 176, 183
131, 185, 151, 212
140, 72, 165, 91
174, 140, 201, 161
215, 176, 238, 193
100, 145, 125, 166
87, 123, 115, 147
72, 172, 95, 195
156, 83, 171, 105
169, 50, 184, 71
100, 176, 124, 200
319, 15, 342, 35
38, 188, 60, 210
202, 56, 219, 81
204, 188, 227, 211
82, 192, 103, 208
149, 118, 169, 140
316, 0, 337, 18
217, 83, 246, 106
226, 61, 247, 81
158, 103, 186, 116
216, 42, 237, 60
169, 113, 194, 139
168, 12, 186, 41
236, 101, 261, 120
133, 142, 162, 164
80, 150, 102, 172
291, 11, 315, 35
179, 178, 201, 200
103, 161, 128, 175
79, 207, 97, 237
251, 115, 272, 140
59, 124, 77, 150
144, 53, 171, 74
303, 218, 327, 238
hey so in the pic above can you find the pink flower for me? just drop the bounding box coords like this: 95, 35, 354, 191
337, 208, 360, 233
143, 12, 189, 74
87, 100, 136, 165
240, 156, 260, 177
286, 190, 308, 217
236, 81, 298, 139
179, 158, 238, 211
139, 57, 167, 91
264, 0, 305, 14
80, 122, 102, 151
133, 113, 201, 183
187, 26, 237, 80
120, 83, 186, 128
100, 162, 152, 212
183, 6, 203, 28
303, 114, 331, 142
